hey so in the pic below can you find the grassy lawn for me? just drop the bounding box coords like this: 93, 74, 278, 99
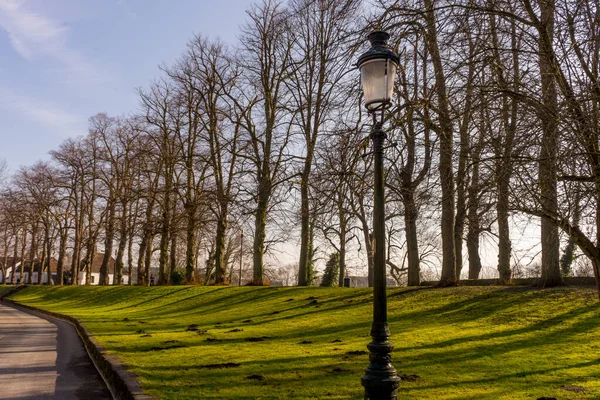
0, 284, 17, 298
8, 285, 600, 399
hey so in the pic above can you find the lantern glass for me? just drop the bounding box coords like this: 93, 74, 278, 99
360, 58, 397, 111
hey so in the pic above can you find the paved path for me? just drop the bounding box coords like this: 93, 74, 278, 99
0, 303, 112, 400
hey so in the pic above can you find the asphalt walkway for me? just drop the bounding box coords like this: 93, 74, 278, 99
0, 303, 112, 400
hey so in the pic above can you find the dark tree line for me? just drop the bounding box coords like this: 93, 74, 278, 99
0, 0, 599, 298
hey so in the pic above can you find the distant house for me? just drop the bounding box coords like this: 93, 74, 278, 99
345, 276, 399, 288
78, 252, 129, 285
0, 257, 19, 283
2, 257, 59, 284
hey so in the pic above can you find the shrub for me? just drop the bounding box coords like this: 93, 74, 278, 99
320, 252, 340, 287
170, 270, 186, 285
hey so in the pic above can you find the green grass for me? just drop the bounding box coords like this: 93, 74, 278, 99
8, 285, 600, 399
0, 284, 17, 298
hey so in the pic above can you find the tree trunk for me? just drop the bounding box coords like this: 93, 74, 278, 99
71, 183, 84, 286
100, 193, 116, 285
158, 168, 172, 285
137, 196, 154, 286
145, 233, 154, 285
114, 202, 128, 286
19, 230, 27, 284
424, 0, 456, 286
169, 232, 177, 283
57, 228, 68, 285
158, 213, 170, 285
83, 239, 94, 286
337, 193, 347, 287
363, 225, 374, 287
137, 227, 151, 286
11, 230, 19, 284
252, 177, 269, 285
466, 228, 482, 279
38, 239, 45, 285
490, 11, 517, 284
307, 217, 316, 285
29, 225, 38, 284
536, 0, 562, 287
297, 172, 310, 286
185, 203, 197, 283
40, 224, 50, 285
2, 228, 9, 284
127, 218, 134, 286
559, 191, 580, 275
214, 202, 229, 284
467, 128, 483, 280
404, 190, 420, 286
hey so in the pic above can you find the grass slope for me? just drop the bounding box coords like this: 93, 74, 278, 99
9, 285, 600, 399
0, 284, 17, 298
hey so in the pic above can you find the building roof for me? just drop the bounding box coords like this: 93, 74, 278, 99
0, 257, 19, 269
17, 258, 59, 273
79, 252, 117, 274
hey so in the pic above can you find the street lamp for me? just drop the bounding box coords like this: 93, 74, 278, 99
357, 31, 401, 400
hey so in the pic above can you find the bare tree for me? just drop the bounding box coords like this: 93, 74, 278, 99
286, 0, 359, 285
236, 0, 295, 285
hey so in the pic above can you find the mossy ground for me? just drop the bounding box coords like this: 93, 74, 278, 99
8, 285, 600, 399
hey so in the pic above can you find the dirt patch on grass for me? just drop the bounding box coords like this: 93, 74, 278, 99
200, 362, 240, 369
245, 336, 272, 342
246, 374, 264, 380
186, 324, 199, 331
560, 385, 585, 393
331, 368, 350, 373
345, 350, 367, 356
149, 344, 187, 351
399, 374, 420, 382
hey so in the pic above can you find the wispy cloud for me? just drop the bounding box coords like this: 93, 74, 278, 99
0, 0, 67, 59
0, 86, 84, 136
0, 0, 106, 84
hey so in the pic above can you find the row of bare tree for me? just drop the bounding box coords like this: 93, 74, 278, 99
0, 0, 599, 296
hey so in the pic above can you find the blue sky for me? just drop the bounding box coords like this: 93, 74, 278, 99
0, 0, 254, 173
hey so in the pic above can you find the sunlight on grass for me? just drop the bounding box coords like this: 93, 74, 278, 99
9, 285, 600, 399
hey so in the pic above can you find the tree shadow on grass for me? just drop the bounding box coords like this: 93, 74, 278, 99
406, 302, 600, 353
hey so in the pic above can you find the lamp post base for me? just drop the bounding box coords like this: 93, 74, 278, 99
361, 338, 401, 400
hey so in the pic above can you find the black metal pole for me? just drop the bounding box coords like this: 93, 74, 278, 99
361, 121, 400, 400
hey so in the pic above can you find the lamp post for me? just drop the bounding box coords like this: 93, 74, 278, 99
357, 31, 401, 400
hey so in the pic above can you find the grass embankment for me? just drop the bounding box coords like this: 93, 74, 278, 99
0, 284, 17, 298
8, 285, 600, 399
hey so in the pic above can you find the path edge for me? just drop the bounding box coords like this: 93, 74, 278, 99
2, 296, 155, 400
